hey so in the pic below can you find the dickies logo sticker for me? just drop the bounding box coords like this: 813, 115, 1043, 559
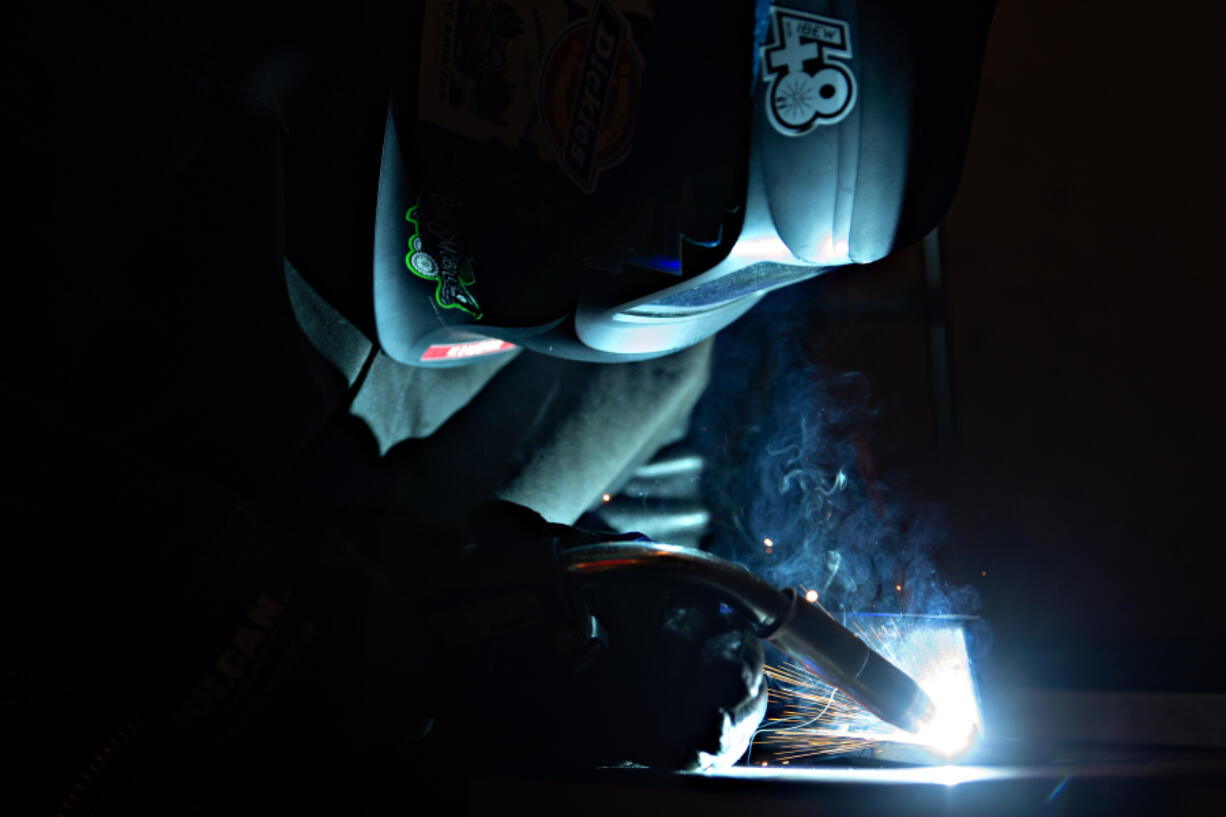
417, 0, 651, 194
537, 1, 641, 192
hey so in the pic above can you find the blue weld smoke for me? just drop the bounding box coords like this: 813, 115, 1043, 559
692, 289, 982, 624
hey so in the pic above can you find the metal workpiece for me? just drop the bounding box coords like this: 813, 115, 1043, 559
559, 542, 935, 734
594, 499, 711, 550
590, 446, 710, 548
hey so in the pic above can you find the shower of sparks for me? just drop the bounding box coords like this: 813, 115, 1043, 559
756, 616, 981, 762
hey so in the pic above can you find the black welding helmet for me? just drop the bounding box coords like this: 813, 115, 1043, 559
373, 0, 995, 366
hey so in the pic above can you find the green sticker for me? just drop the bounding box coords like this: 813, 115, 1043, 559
405, 194, 482, 319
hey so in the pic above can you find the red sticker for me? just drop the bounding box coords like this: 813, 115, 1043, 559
420, 339, 517, 361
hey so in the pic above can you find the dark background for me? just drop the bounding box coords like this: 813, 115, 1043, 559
763, 0, 1226, 693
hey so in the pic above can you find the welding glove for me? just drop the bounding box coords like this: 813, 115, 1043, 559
579, 576, 770, 770
439, 500, 768, 771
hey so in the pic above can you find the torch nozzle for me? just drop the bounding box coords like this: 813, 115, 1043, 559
762, 588, 937, 733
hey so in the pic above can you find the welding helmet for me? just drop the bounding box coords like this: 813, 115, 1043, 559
373, 0, 995, 366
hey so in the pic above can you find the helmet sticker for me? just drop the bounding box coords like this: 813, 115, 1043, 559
760, 6, 857, 137
536, 1, 641, 192
420, 338, 517, 361
417, 0, 651, 194
405, 193, 483, 318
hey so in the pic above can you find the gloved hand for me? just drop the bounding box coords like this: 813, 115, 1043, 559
579, 577, 769, 770
432, 500, 768, 771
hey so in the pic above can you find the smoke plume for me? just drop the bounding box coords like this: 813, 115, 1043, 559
692, 287, 983, 626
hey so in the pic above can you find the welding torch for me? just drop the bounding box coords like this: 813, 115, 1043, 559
560, 541, 937, 734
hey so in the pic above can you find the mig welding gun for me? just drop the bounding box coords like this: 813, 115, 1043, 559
424, 502, 935, 771
562, 541, 936, 735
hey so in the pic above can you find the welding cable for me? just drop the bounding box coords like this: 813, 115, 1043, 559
560, 542, 936, 733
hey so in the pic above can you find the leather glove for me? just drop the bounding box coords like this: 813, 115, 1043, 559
435, 500, 767, 771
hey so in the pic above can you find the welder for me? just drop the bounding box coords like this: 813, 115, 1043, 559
8, 0, 993, 812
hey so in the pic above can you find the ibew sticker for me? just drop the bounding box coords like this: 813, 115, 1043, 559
760, 6, 857, 137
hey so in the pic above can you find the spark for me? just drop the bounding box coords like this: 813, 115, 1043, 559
755, 616, 980, 762
602, 493, 611, 503
763, 538, 774, 547
804, 589, 819, 603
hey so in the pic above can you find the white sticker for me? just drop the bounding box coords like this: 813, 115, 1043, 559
760, 6, 857, 137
